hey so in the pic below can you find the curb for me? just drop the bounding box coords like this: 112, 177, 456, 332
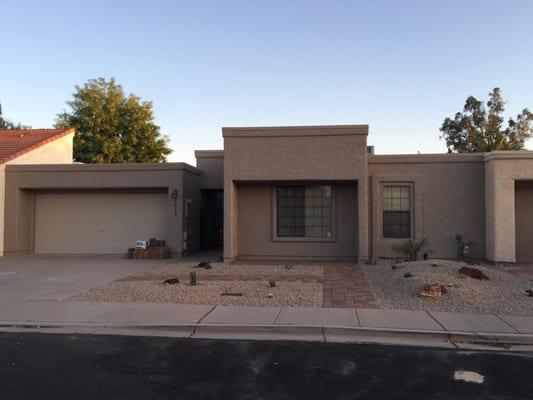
1, 321, 533, 349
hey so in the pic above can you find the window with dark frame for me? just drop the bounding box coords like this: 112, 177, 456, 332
277, 185, 332, 238
382, 185, 411, 238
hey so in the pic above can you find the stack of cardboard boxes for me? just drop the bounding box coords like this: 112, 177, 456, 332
127, 238, 169, 259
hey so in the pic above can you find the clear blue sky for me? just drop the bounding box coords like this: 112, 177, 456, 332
1, 0, 532, 164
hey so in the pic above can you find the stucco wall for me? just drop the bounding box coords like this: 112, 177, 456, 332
0, 166, 6, 256
223, 126, 368, 181
0, 132, 74, 255
195, 150, 223, 189
485, 152, 533, 262
8, 132, 74, 165
369, 154, 486, 259
4, 163, 200, 255
236, 182, 358, 260
223, 125, 369, 261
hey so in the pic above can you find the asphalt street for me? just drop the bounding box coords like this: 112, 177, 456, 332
0, 332, 532, 399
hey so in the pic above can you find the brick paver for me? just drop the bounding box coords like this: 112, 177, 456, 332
322, 263, 379, 309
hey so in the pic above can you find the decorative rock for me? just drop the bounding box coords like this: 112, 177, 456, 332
195, 261, 212, 269
459, 266, 489, 280
163, 278, 180, 285
526, 289, 533, 297
419, 283, 448, 298
403, 272, 414, 278
266, 293, 274, 298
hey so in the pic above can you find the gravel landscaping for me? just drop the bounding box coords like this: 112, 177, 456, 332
362, 259, 533, 315
66, 257, 532, 313
68, 262, 324, 307
120, 262, 323, 281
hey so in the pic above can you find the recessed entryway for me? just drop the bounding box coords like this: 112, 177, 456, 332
200, 189, 223, 250
515, 181, 533, 263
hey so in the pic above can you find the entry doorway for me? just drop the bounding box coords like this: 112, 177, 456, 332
200, 190, 223, 250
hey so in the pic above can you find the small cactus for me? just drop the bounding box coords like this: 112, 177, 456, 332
189, 271, 197, 286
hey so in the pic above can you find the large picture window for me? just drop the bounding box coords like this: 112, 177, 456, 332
277, 185, 332, 238
382, 185, 411, 238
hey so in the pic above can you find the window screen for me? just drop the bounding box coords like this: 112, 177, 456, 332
382, 185, 411, 238
277, 185, 332, 238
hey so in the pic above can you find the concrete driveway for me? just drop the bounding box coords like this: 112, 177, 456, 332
0, 255, 169, 301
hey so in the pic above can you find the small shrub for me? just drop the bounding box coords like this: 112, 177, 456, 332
393, 238, 428, 261
189, 271, 197, 286
268, 281, 276, 288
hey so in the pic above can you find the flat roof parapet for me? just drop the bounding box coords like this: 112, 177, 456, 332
6, 162, 202, 175
368, 153, 485, 164
194, 150, 224, 158
369, 151, 533, 164
222, 124, 368, 138
483, 150, 533, 161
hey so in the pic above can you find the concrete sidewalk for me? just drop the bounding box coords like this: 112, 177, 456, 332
1, 300, 532, 349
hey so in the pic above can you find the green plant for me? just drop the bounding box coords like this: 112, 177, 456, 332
392, 238, 428, 261
440, 87, 533, 153
189, 271, 197, 286
55, 77, 172, 163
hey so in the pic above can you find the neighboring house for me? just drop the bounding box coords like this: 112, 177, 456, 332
0, 128, 74, 256
2, 125, 533, 264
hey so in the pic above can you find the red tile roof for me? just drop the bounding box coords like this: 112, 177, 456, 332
0, 128, 74, 164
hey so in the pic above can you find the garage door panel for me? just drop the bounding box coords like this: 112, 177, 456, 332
34, 193, 168, 254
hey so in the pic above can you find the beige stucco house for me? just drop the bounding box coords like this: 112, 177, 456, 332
2, 125, 533, 263
0, 129, 74, 255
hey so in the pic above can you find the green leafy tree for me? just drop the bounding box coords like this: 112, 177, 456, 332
440, 88, 533, 153
0, 103, 22, 129
55, 78, 172, 163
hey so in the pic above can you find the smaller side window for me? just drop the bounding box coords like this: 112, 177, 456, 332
382, 185, 411, 238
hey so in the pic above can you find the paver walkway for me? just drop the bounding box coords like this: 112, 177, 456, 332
323, 264, 379, 309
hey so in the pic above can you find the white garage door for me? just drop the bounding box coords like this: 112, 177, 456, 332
34, 193, 168, 254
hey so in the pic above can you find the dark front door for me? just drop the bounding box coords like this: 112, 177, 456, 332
200, 190, 223, 249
